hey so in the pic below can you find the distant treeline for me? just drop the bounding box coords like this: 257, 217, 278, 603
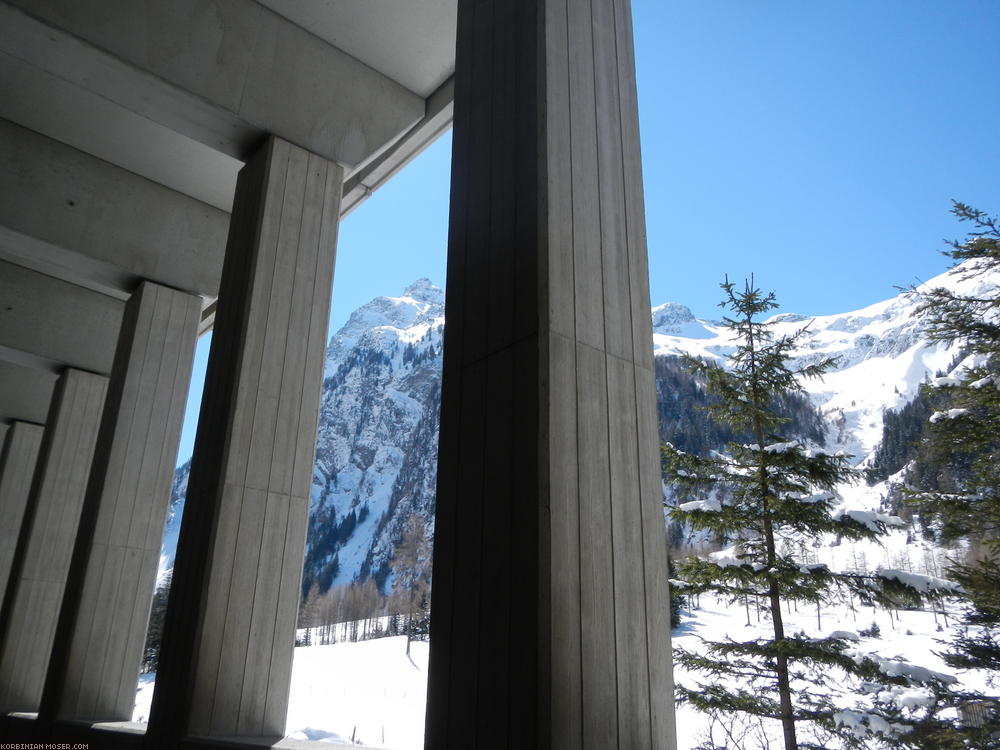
654, 354, 826, 457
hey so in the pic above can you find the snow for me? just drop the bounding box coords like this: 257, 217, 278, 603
284, 636, 429, 749
929, 408, 970, 423
833, 507, 906, 531
670, 585, 983, 748
677, 498, 721, 512
829, 630, 861, 641
877, 567, 963, 594
872, 684, 937, 710
970, 374, 998, 389
139, 268, 1000, 748
833, 710, 910, 738
133, 636, 430, 749
651, 302, 716, 339
763, 440, 799, 453
650, 263, 1000, 466
708, 549, 748, 568
850, 650, 958, 685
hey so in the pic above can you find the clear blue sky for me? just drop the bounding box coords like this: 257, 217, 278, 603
176, 1, 1000, 464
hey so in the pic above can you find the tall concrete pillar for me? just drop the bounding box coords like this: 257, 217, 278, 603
37, 282, 200, 724
426, 0, 676, 748
0, 368, 107, 713
148, 136, 343, 744
0, 421, 45, 606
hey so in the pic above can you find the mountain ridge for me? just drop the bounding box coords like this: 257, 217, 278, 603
159, 263, 998, 593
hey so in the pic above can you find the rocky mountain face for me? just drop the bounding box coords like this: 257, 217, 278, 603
160, 265, 997, 594
303, 278, 444, 594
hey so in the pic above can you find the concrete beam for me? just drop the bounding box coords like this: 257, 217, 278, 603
0, 119, 229, 298
0, 49, 242, 213
1, 0, 424, 168
0, 360, 56, 425
0, 261, 122, 376
256, 0, 456, 99
341, 77, 455, 217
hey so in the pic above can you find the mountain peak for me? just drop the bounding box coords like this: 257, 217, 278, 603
651, 302, 715, 339
402, 278, 442, 304
652, 302, 696, 326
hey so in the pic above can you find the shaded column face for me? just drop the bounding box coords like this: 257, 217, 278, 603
427, 0, 676, 748
0, 368, 108, 713
149, 136, 343, 741
0, 421, 45, 606
41, 281, 201, 723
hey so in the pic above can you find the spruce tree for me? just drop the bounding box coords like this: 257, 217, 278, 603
906, 202, 1000, 743
666, 279, 956, 750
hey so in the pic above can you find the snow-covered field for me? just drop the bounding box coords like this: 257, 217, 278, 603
673, 592, 969, 749
284, 636, 429, 748
133, 636, 429, 748
133, 572, 983, 750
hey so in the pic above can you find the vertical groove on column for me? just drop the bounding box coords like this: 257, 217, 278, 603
431, 0, 675, 747
148, 146, 267, 747
149, 135, 343, 743
0, 422, 44, 608
426, 0, 476, 721
41, 281, 200, 724
0, 369, 108, 713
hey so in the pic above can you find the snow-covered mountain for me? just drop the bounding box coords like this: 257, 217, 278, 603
303, 278, 444, 594
653, 266, 997, 466
160, 264, 998, 593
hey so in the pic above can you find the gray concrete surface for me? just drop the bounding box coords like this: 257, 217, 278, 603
0, 119, 230, 297
426, 1, 677, 748
0, 360, 56, 425
40, 282, 200, 724
0, 368, 107, 713
0, 421, 43, 606
2, 0, 423, 169
149, 136, 343, 742
0, 260, 123, 375
342, 77, 455, 218
256, 0, 456, 98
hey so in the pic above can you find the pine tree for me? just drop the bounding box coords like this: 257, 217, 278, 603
666, 279, 956, 750
905, 202, 1000, 743
142, 572, 172, 673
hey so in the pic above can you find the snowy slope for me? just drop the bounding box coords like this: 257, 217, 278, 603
140, 266, 999, 748
653, 266, 999, 466
159, 265, 998, 591
305, 279, 444, 592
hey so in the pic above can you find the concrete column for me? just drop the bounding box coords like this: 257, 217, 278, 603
0, 421, 45, 606
148, 136, 343, 743
37, 282, 200, 724
0, 368, 107, 713
426, 0, 676, 748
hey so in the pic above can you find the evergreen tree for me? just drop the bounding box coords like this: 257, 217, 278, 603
142, 572, 172, 673
905, 202, 1000, 743
666, 279, 955, 750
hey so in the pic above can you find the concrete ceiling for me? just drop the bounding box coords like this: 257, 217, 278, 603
256, 0, 457, 99
0, 0, 456, 426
